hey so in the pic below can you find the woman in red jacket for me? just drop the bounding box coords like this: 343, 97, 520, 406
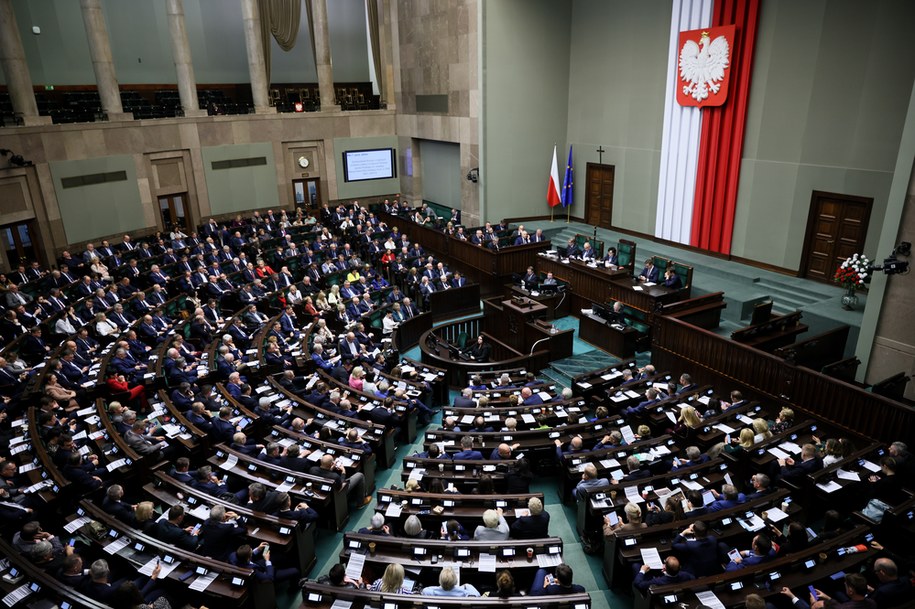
105, 370, 149, 412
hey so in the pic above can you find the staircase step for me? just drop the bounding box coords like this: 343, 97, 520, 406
539, 368, 571, 389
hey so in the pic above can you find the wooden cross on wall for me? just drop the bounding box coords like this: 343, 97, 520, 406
596, 146, 605, 164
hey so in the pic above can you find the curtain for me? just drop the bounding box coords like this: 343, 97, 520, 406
365, 0, 383, 98
258, 0, 302, 87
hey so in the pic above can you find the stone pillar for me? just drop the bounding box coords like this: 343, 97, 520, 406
79, 0, 130, 120
166, 0, 206, 117
240, 0, 274, 114
376, 0, 396, 109
0, 0, 50, 125
311, 0, 338, 111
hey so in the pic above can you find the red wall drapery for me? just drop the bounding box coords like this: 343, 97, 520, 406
689, 0, 760, 254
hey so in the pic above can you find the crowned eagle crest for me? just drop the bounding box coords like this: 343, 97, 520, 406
679, 31, 730, 103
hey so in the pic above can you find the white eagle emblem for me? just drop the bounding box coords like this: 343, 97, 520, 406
679, 31, 730, 103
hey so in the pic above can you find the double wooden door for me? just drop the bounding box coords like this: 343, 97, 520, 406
800, 191, 872, 282
585, 163, 615, 229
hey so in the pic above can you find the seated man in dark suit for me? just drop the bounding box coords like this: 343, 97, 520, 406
229, 542, 299, 584
564, 238, 581, 258
509, 497, 550, 539
452, 436, 483, 460
706, 483, 744, 512
638, 259, 659, 283
453, 387, 476, 408
633, 556, 695, 593
197, 504, 247, 561
309, 454, 371, 507
671, 521, 720, 577
775, 443, 823, 485
663, 268, 683, 289
610, 455, 652, 485
148, 504, 199, 552
723, 533, 776, 571
672, 446, 710, 470
101, 484, 137, 527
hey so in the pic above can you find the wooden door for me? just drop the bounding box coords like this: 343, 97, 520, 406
800, 191, 872, 282
158, 194, 188, 231
585, 163, 615, 229
0, 221, 40, 266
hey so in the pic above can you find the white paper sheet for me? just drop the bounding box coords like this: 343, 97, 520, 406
188, 572, 218, 592
345, 552, 366, 579
640, 547, 664, 570
478, 553, 497, 573
836, 469, 861, 482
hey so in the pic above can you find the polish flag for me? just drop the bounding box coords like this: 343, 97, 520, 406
547, 145, 561, 208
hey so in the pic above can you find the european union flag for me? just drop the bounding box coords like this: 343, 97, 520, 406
561, 145, 574, 208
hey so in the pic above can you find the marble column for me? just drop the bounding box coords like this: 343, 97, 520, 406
79, 0, 130, 120
311, 0, 338, 111
0, 0, 49, 125
166, 0, 206, 117
241, 0, 274, 114
376, 0, 396, 109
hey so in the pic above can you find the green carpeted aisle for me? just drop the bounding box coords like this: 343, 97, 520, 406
287, 315, 634, 609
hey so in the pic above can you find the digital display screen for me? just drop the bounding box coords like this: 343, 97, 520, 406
342, 148, 397, 182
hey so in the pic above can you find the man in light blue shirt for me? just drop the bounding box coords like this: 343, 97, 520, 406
422, 567, 480, 597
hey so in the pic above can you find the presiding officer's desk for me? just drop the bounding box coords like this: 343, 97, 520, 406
608, 276, 688, 314
300, 582, 592, 609
536, 254, 630, 314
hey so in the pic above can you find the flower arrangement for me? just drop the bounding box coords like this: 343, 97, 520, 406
834, 253, 871, 290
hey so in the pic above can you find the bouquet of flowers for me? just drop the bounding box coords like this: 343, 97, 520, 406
834, 253, 871, 290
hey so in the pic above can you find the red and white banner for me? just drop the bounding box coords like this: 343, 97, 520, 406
656, 0, 759, 254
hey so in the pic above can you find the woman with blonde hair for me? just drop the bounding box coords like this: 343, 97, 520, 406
724, 427, 756, 455
327, 284, 342, 307
313, 318, 335, 343
770, 407, 795, 434
95, 312, 119, 337
349, 366, 365, 391
135, 501, 156, 533
370, 563, 411, 594
752, 418, 772, 443
671, 405, 703, 440
89, 256, 112, 283
286, 284, 303, 305
314, 290, 331, 312
604, 502, 646, 536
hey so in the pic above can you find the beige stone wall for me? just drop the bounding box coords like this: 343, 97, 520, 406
391, 0, 480, 223
0, 110, 396, 269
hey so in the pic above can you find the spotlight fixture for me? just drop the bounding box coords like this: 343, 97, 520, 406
466, 167, 479, 183
869, 241, 911, 277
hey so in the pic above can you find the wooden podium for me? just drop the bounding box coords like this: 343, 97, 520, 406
482, 297, 572, 361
